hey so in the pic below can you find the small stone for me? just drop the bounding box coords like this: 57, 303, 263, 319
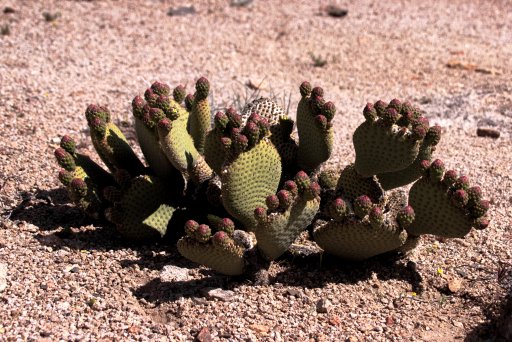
0, 263, 7, 293
231, 0, 253, 7
286, 288, 301, 298
316, 298, 332, 313
328, 315, 341, 326
477, 127, 500, 139
447, 277, 462, 293
160, 265, 190, 282
386, 315, 394, 326
127, 325, 140, 334
249, 324, 270, 334
202, 288, 235, 302
3, 7, 15, 14
70, 266, 79, 273
452, 320, 464, 328
346, 337, 358, 342
196, 326, 212, 342
326, 5, 348, 18
167, 6, 196, 16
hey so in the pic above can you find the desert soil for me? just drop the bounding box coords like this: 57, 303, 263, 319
0, 0, 511, 341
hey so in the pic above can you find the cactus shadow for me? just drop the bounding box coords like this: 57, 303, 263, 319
272, 252, 424, 293
6, 187, 93, 231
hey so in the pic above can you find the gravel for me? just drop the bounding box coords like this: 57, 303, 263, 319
1, 0, 511, 340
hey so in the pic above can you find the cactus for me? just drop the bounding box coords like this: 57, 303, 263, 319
54, 78, 490, 277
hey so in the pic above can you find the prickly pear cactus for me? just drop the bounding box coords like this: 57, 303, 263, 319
54, 77, 491, 277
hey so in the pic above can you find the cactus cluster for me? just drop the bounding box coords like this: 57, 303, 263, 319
54, 77, 491, 276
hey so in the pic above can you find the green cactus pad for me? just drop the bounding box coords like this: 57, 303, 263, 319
336, 164, 384, 202
105, 175, 175, 241
314, 190, 409, 260
189, 77, 211, 154
353, 120, 421, 177
87, 108, 145, 177
221, 139, 281, 230
204, 128, 226, 174
377, 125, 442, 190
407, 161, 490, 237
296, 84, 335, 171
177, 234, 245, 276
255, 177, 321, 260
157, 107, 213, 184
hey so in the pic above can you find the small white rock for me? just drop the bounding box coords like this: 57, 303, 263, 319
202, 288, 236, 302
160, 265, 190, 282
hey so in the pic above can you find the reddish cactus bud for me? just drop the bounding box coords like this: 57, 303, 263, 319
397, 205, 415, 228
54, 148, 76, 171
419, 159, 431, 177
195, 77, 210, 99
381, 108, 400, 126
369, 206, 384, 228
429, 159, 445, 182
226, 108, 242, 128
243, 121, 260, 145
60, 135, 76, 154
266, 194, 280, 211
277, 190, 293, 209
172, 84, 186, 104
151, 81, 171, 96
425, 125, 442, 146
89, 117, 107, 137
467, 186, 482, 206
443, 170, 458, 187
214, 111, 229, 130
196, 224, 211, 242
257, 118, 270, 138
233, 133, 249, 153
363, 103, 377, 121
374, 100, 388, 117
387, 99, 402, 113
70, 178, 88, 197
328, 197, 347, 220
85, 104, 110, 123
304, 181, 321, 200
58, 170, 73, 186
212, 231, 230, 247
248, 112, 261, 124
149, 107, 165, 123
417, 117, 430, 130
411, 123, 427, 141
453, 176, 470, 191
283, 180, 298, 196
103, 186, 121, 203
400, 101, 414, 116
299, 81, 312, 97
184, 94, 194, 112
354, 195, 373, 219
451, 189, 469, 208
132, 95, 146, 119
474, 217, 490, 230
311, 86, 324, 98
218, 218, 235, 236
220, 136, 232, 149
315, 114, 328, 129
184, 220, 199, 237
144, 88, 158, 106
470, 199, 490, 218
294, 171, 310, 193
157, 118, 172, 133
311, 95, 325, 114
254, 207, 267, 222
322, 101, 336, 121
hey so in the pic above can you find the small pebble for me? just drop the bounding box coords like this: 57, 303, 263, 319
202, 288, 236, 302
196, 326, 212, 342
477, 127, 500, 138
326, 5, 348, 18
316, 298, 332, 313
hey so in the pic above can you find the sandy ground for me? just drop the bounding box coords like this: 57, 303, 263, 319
0, 0, 511, 340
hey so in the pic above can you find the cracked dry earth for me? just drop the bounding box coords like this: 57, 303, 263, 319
0, 0, 511, 341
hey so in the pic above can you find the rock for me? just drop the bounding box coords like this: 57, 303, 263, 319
447, 276, 462, 293
452, 320, 464, 328
231, 0, 253, 7
386, 315, 394, 326
3, 7, 15, 14
249, 324, 270, 334
196, 326, 212, 342
160, 265, 190, 282
286, 288, 301, 298
201, 288, 235, 302
477, 127, 500, 139
316, 298, 332, 313
0, 263, 7, 293
167, 6, 196, 17
326, 5, 348, 18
